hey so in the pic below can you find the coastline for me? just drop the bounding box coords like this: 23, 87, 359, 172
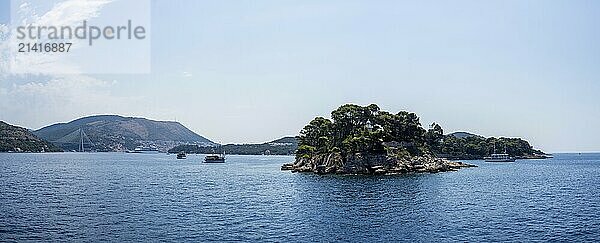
281, 153, 477, 175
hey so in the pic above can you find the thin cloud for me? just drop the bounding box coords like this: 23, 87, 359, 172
35, 0, 113, 27
182, 71, 193, 78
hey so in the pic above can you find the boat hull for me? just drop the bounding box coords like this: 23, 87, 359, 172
127, 150, 160, 154
484, 153, 516, 162
484, 158, 516, 162
204, 159, 225, 163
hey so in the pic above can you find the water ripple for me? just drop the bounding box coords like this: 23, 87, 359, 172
0, 153, 599, 242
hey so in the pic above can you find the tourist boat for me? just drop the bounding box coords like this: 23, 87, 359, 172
484, 153, 516, 162
204, 144, 226, 163
177, 151, 187, 159
484, 145, 515, 162
128, 146, 159, 154
204, 153, 225, 163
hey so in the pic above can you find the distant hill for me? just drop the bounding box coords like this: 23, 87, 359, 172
269, 136, 298, 145
34, 115, 214, 152
439, 131, 545, 160
169, 136, 298, 155
447, 131, 484, 139
0, 121, 62, 152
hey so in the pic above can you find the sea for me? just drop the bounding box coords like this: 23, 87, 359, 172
0, 153, 599, 242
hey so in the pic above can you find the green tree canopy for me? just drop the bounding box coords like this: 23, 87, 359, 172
296, 104, 435, 158
295, 104, 544, 160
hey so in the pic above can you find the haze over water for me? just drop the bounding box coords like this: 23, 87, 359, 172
0, 153, 598, 242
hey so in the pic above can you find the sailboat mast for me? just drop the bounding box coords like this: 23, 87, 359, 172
80, 128, 83, 152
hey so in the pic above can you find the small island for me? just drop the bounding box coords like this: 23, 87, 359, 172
281, 104, 478, 175
282, 104, 546, 175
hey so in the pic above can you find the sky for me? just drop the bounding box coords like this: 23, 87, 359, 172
0, 0, 599, 152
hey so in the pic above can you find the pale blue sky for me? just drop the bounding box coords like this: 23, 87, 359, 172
1, 0, 599, 152
0, 1, 8, 24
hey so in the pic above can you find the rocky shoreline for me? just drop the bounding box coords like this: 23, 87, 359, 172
281, 152, 476, 175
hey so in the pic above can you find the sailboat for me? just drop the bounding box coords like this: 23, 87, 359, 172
204, 145, 226, 163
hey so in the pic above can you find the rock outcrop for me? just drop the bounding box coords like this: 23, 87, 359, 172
281, 152, 476, 175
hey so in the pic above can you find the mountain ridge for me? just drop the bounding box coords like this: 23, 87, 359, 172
34, 115, 214, 152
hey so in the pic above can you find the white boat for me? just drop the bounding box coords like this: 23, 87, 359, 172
205, 145, 226, 163
484, 153, 516, 162
128, 146, 159, 154
204, 154, 225, 163
485, 144, 515, 162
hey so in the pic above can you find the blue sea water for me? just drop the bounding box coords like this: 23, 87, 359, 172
0, 153, 599, 242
